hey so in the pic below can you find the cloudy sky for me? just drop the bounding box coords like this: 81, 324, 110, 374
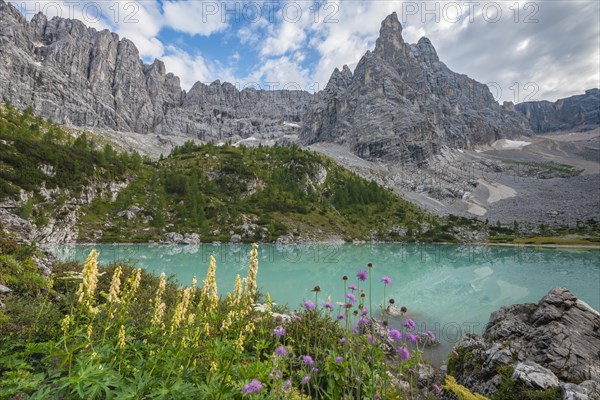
14, 0, 600, 102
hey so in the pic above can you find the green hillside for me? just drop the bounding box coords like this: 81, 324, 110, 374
0, 103, 471, 243
80, 142, 459, 243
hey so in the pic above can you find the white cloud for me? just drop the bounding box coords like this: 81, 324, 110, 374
14, 0, 600, 103
309, 1, 402, 87
161, 46, 235, 90
162, 1, 228, 36
260, 19, 307, 57
242, 56, 312, 91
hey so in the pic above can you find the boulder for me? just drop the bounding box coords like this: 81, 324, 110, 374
163, 232, 184, 243
512, 361, 559, 390
182, 233, 200, 245
0, 283, 12, 294
449, 288, 600, 398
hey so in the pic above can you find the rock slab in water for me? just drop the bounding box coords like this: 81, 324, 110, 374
449, 287, 600, 398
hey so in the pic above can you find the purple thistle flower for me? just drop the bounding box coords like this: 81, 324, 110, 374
380, 276, 392, 285
353, 327, 359, 334
303, 300, 315, 311
346, 293, 356, 303
426, 330, 436, 341
273, 325, 285, 337
242, 379, 263, 395
337, 313, 345, 320
388, 328, 402, 341
322, 300, 334, 310
361, 307, 368, 316
311, 367, 319, 373
406, 333, 417, 343
357, 269, 368, 282
339, 337, 347, 344
366, 334, 374, 344
284, 378, 291, 391
396, 346, 410, 361
433, 383, 441, 394
374, 394, 381, 399
335, 356, 343, 364
358, 317, 369, 327
301, 375, 311, 385
402, 318, 416, 331
348, 284, 358, 291
301, 355, 314, 366
274, 346, 287, 357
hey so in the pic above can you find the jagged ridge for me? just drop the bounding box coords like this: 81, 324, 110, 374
301, 12, 531, 163
0, 0, 313, 141
516, 88, 600, 133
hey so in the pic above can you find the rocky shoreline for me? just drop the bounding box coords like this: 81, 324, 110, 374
448, 287, 600, 399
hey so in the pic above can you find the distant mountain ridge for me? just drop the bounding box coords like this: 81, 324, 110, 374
299, 12, 531, 162
0, 1, 596, 162
0, 0, 313, 142
516, 88, 600, 133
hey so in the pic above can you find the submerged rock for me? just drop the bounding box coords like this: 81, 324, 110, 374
449, 287, 600, 398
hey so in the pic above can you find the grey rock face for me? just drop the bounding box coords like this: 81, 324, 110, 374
512, 361, 559, 390
516, 89, 600, 133
301, 12, 531, 163
562, 381, 600, 400
451, 288, 600, 398
0, 283, 11, 294
0, 0, 313, 141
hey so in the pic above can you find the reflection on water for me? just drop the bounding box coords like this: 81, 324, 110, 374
48, 243, 600, 365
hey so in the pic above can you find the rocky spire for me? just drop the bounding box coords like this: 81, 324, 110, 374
374, 12, 406, 61
415, 37, 439, 64
324, 65, 353, 94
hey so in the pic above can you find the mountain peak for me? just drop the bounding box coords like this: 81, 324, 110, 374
374, 12, 405, 61
416, 37, 439, 64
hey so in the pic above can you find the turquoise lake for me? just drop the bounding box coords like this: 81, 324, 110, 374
48, 243, 600, 364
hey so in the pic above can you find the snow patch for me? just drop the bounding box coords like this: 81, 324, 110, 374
493, 139, 531, 150
233, 137, 260, 147
283, 121, 301, 128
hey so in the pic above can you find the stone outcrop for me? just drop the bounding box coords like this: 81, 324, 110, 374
516, 89, 600, 133
301, 12, 531, 163
449, 287, 600, 399
0, 0, 313, 142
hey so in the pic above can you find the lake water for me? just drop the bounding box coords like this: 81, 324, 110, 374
48, 243, 600, 364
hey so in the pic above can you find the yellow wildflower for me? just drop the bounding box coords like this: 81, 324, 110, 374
234, 331, 245, 353
107, 266, 122, 305
117, 325, 126, 349
245, 244, 259, 300
151, 273, 167, 327
171, 287, 192, 333
76, 249, 100, 314
60, 314, 71, 335
200, 256, 218, 313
